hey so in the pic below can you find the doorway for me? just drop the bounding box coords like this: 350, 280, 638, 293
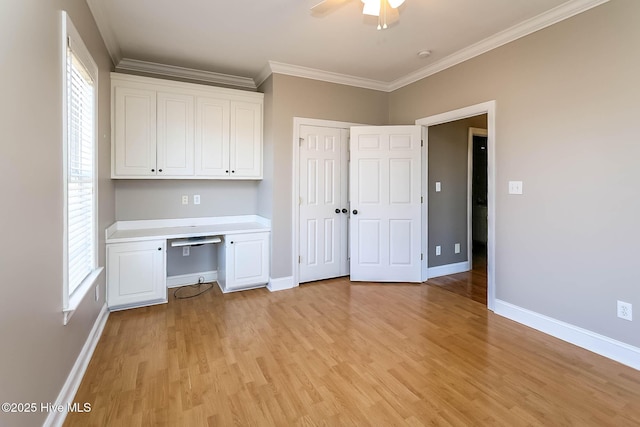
416, 101, 496, 310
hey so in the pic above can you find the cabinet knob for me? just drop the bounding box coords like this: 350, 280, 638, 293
157, 247, 161, 251
231, 170, 235, 173
225, 170, 229, 173
158, 169, 163, 172
230, 241, 234, 244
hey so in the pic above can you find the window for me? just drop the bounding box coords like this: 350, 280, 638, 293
62, 12, 102, 324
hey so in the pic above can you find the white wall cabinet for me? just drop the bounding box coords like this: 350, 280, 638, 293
111, 73, 263, 179
113, 86, 157, 176
218, 232, 270, 293
107, 240, 166, 310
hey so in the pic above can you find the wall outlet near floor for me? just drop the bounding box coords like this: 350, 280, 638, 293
617, 301, 633, 321
183, 246, 190, 257
435, 245, 441, 256
454, 243, 461, 254
181, 195, 189, 205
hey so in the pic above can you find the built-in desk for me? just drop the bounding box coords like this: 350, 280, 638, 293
105, 216, 270, 311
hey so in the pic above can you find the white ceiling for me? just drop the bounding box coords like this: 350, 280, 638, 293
87, 0, 604, 90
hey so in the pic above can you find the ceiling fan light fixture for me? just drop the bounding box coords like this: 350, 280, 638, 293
362, 0, 381, 16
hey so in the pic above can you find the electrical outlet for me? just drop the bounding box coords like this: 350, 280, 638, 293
94, 284, 99, 302
617, 301, 633, 321
435, 245, 441, 256
181, 195, 188, 205
454, 243, 460, 254
193, 195, 201, 205
183, 246, 190, 257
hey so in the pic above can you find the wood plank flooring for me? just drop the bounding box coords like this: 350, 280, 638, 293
66, 278, 640, 426
426, 244, 487, 305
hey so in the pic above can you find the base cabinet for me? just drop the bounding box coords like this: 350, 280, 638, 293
107, 240, 167, 310
218, 232, 269, 292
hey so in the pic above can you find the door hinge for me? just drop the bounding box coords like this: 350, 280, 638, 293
421, 196, 424, 203
298, 255, 301, 263
421, 140, 424, 147
299, 197, 303, 205
421, 253, 424, 260
299, 137, 304, 146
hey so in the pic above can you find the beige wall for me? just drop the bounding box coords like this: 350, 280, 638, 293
390, 0, 640, 347
0, 1, 114, 426
428, 115, 487, 267
260, 74, 389, 278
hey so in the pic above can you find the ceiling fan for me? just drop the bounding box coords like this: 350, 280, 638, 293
310, 0, 406, 30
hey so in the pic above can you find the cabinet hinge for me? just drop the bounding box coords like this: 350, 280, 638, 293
298, 256, 301, 263
421, 140, 424, 147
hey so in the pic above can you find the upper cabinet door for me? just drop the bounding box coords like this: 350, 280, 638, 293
156, 92, 195, 176
113, 86, 157, 177
230, 101, 262, 179
195, 97, 230, 177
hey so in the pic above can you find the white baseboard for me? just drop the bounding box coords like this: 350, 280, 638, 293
495, 299, 640, 371
267, 276, 296, 292
428, 261, 470, 279
167, 271, 217, 288
44, 303, 109, 427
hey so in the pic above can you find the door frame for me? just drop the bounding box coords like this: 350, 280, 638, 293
292, 117, 366, 287
416, 101, 496, 311
467, 127, 488, 270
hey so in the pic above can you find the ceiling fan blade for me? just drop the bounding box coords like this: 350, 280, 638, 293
310, 0, 350, 15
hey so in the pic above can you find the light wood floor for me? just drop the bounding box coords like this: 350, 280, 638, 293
66, 278, 640, 426
426, 244, 488, 305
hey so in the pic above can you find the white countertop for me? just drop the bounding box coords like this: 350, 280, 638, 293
106, 215, 270, 244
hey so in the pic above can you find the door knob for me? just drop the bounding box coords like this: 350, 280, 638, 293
335, 208, 340, 214
352, 210, 358, 215
342, 208, 348, 214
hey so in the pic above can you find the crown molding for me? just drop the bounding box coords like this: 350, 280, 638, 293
260, 61, 390, 92
387, 0, 610, 91
115, 59, 257, 90
86, 0, 122, 66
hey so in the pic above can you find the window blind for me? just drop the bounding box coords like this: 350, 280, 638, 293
66, 44, 95, 295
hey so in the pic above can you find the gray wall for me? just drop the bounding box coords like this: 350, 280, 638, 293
390, 0, 640, 347
428, 116, 487, 267
115, 180, 259, 220
0, 1, 114, 426
259, 74, 389, 278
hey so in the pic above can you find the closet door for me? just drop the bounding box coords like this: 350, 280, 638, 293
299, 125, 349, 283
350, 125, 422, 283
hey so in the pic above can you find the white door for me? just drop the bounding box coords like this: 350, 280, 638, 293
157, 92, 194, 176
350, 125, 422, 282
299, 125, 349, 283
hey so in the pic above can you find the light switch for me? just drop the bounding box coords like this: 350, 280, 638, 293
508, 181, 523, 195
435, 182, 441, 192
435, 245, 441, 256
455, 243, 460, 254
193, 195, 201, 205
